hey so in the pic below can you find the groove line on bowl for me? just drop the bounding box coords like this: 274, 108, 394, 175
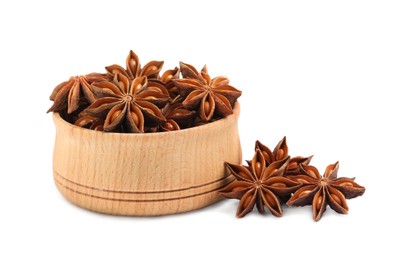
54, 177, 235, 202
54, 170, 233, 194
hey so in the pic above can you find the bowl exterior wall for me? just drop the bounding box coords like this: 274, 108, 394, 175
53, 104, 241, 215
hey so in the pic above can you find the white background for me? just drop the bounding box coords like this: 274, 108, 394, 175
1, 0, 399, 259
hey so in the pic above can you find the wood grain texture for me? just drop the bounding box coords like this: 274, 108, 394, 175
52, 103, 242, 216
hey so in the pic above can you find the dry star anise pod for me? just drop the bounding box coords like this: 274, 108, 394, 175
220, 150, 301, 218
159, 100, 195, 131
286, 162, 366, 221
86, 74, 169, 133
255, 137, 313, 175
156, 67, 180, 98
179, 61, 208, 79
74, 115, 105, 131
145, 98, 195, 132
47, 73, 107, 114
106, 50, 164, 80
173, 62, 241, 122
146, 80, 171, 98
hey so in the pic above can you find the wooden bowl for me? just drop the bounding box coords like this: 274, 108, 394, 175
52, 103, 241, 216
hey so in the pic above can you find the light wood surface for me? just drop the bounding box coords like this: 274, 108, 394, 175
52, 103, 241, 215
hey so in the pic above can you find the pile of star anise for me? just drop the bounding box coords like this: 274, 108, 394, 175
47, 50, 241, 133
220, 137, 366, 221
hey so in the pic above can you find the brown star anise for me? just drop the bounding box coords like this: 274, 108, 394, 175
159, 100, 195, 131
220, 150, 301, 218
173, 63, 241, 122
74, 115, 105, 131
154, 67, 181, 98
106, 50, 164, 80
47, 73, 107, 114
86, 74, 169, 133
255, 137, 313, 175
286, 162, 366, 221
179, 61, 207, 79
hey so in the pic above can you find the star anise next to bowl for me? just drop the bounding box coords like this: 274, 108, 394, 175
221, 138, 366, 221
286, 162, 366, 221
220, 149, 301, 218
254, 137, 313, 176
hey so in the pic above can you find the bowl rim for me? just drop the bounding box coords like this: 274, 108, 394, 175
53, 101, 240, 137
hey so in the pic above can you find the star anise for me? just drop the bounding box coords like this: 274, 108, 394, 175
255, 137, 313, 175
286, 162, 366, 221
86, 74, 169, 133
146, 80, 171, 98
220, 150, 301, 218
158, 99, 195, 131
155, 67, 180, 98
106, 50, 164, 80
179, 61, 208, 79
74, 115, 105, 131
47, 73, 107, 114
173, 62, 241, 122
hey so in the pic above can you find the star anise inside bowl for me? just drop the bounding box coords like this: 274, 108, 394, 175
47, 50, 242, 134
